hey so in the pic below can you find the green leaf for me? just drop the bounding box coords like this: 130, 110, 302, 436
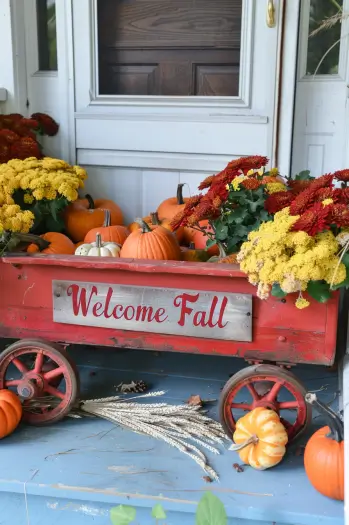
196, 492, 227, 525
151, 504, 167, 520
215, 225, 228, 241
110, 505, 136, 525
49, 200, 58, 221
226, 207, 245, 224
45, 215, 65, 233
295, 170, 312, 181
234, 224, 249, 237
271, 284, 287, 298
206, 238, 217, 248
342, 253, 349, 270
307, 280, 332, 303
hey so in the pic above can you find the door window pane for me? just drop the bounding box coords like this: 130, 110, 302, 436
37, 0, 58, 71
306, 0, 343, 75
97, 0, 242, 96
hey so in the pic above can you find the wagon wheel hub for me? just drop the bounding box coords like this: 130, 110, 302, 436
17, 376, 42, 399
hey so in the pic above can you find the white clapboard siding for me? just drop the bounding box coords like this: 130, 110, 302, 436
83, 166, 212, 224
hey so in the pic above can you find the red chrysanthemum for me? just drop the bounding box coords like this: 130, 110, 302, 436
313, 187, 335, 202
198, 174, 215, 190
241, 178, 261, 190
0, 139, 11, 163
0, 129, 20, 144
308, 173, 334, 192
330, 204, 349, 228
291, 202, 331, 236
289, 187, 316, 215
21, 118, 40, 130
288, 179, 313, 195
10, 121, 36, 139
31, 112, 59, 136
226, 155, 268, 172
333, 169, 349, 183
264, 191, 294, 214
10, 137, 42, 160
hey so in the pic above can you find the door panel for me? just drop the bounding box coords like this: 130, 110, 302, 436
97, 0, 242, 96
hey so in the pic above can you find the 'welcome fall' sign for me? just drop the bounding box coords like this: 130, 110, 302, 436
52, 280, 252, 341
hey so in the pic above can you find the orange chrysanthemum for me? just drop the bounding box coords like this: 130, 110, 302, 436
241, 178, 260, 190
292, 202, 331, 236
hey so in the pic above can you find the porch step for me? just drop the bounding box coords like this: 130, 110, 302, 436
0, 345, 344, 525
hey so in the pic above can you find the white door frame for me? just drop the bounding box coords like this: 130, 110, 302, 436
1, 0, 301, 175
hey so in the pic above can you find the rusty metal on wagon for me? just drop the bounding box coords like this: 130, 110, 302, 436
0, 254, 347, 442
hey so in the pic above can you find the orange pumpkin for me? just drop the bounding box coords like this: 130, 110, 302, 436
120, 219, 181, 261
27, 232, 75, 255
180, 243, 210, 262
157, 184, 189, 221
192, 220, 219, 256
64, 194, 123, 242
129, 212, 184, 242
84, 210, 129, 245
0, 390, 22, 438
230, 407, 288, 470
304, 393, 344, 501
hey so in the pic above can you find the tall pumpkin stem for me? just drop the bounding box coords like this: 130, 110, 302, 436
95, 232, 102, 249
103, 209, 111, 227
177, 184, 185, 205
135, 218, 152, 233
305, 393, 343, 442
85, 194, 95, 210
150, 212, 161, 225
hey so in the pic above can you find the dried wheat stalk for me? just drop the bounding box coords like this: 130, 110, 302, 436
24, 391, 227, 480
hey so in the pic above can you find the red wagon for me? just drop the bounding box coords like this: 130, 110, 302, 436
0, 254, 346, 442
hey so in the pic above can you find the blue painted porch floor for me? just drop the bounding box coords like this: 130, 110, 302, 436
0, 346, 344, 525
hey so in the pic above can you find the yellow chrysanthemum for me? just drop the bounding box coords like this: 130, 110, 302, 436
23, 194, 34, 204
237, 207, 344, 308
232, 175, 247, 191
295, 297, 310, 310
266, 182, 287, 194
322, 198, 334, 206
269, 168, 279, 177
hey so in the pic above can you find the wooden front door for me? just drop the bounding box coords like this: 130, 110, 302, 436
97, 0, 241, 97
70, 1, 299, 221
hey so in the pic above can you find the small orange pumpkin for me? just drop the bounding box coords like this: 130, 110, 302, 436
192, 221, 219, 256
84, 210, 129, 245
304, 393, 344, 501
120, 218, 181, 261
157, 184, 189, 221
0, 390, 22, 438
64, 194, 124, 242
230, 407, 288, 470
27, 232, 75, 255
129, 212, 184, 242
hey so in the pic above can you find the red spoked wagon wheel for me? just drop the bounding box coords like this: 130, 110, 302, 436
0, 339, 79, 425
219, 364, 312, 443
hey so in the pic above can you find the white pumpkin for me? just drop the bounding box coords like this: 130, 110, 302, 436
75, 232, 121, 257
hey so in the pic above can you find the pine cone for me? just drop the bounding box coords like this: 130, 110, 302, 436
116, 380, 149, 393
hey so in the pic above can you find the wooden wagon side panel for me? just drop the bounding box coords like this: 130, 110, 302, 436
0, 256, 339, 366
